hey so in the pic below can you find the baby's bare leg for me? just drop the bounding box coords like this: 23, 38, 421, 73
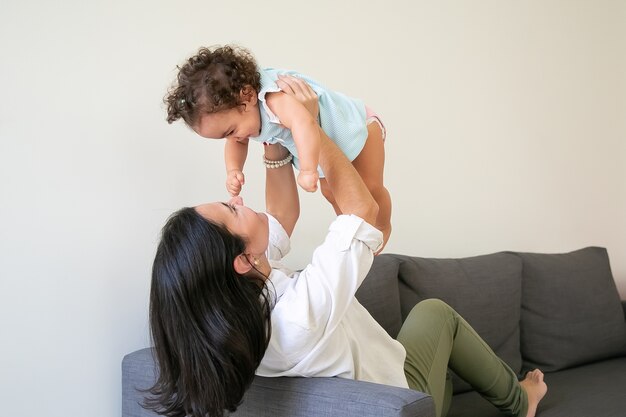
351, 122, 392, 251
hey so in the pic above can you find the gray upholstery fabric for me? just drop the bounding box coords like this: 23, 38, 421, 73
392, 253, 523, 393
123, 248, 626, 417
356, 254, 403, 338
447, 357, 626, 417
516, 247, 626, 372
234, 375, 434, 417
122, 348, 435, 417
122, 348, 157, 417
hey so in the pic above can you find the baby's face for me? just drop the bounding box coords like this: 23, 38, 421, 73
193, 101, 261, 142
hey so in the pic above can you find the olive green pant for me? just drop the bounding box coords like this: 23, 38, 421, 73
396, 299, 527, 417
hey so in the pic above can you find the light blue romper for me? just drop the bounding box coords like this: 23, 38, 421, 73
251, 68, 368, 176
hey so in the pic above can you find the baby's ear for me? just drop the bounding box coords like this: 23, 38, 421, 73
239, 85, 257, 107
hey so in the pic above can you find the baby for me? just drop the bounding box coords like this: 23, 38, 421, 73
165, 45, 392, 247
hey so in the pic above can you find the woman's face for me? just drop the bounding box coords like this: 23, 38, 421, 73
195, 196, 269, 256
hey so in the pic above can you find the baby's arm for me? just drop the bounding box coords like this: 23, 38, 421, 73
265, 92, 320, 192
224, 138, 249, 196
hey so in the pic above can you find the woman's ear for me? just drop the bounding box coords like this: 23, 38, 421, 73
239, 85, 258, 109
233, 253, 252, 275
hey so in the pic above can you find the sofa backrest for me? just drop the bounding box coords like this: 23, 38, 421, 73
398, 252, 523, 393
513, 246, 626, 372
359, 248, 626, 386
358, 252, 524, 394
356, 254, 404, 338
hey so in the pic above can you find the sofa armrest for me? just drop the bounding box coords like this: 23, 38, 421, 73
122, 349, 157, 417
237, 376, 434, 417
123, 348, 435, 417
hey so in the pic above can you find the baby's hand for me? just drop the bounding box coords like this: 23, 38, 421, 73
226, 169, 245, 196
297, 170, 319, 192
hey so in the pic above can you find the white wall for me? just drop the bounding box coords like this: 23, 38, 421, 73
1, 1, 624, 416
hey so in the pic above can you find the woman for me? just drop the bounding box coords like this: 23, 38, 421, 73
147, 77, 547, 417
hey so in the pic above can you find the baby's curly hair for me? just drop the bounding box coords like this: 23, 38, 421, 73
164, 45, 261, 126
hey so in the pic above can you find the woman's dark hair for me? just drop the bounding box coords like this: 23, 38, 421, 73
165, 45, 261, 126
145, 207, 271, 417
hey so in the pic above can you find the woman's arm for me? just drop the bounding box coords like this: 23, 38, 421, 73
266, 77, 381, 339
264, 75, 321, 236
265, 143, 299, 237
265, 92, 320, 192
271, 75, 377, 224
278, 75, 377, 222
318, 130, 379, 225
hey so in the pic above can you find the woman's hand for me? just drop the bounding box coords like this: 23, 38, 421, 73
277, 74, 319, 119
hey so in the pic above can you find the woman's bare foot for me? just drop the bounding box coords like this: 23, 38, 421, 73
520, 369, 548, 417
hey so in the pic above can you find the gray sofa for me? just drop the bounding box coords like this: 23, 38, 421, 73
123, 246, 626, 417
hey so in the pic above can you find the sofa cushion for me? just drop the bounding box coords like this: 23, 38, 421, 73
516, 247, 626, 372
392, 252, 523, 393
448, 357, 626, 417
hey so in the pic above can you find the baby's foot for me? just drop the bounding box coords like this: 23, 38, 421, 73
297, 170, 319, 193
520, 369, 547, 417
